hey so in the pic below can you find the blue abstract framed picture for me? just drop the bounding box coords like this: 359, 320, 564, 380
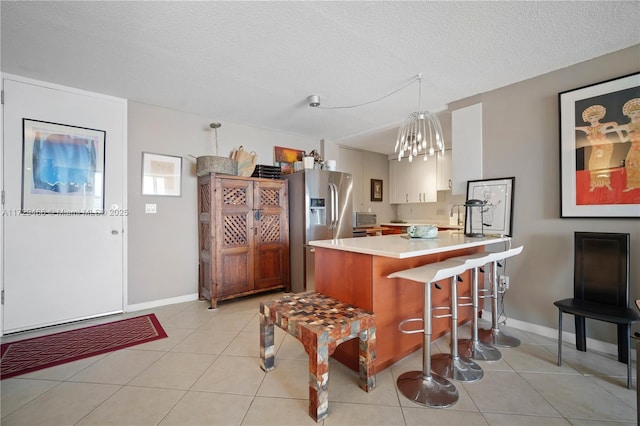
22, 119, 106, 214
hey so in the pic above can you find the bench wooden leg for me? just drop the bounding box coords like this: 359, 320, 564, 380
301, 328, 330, 422
358, 324, 377, 392
259, 311, 275, 372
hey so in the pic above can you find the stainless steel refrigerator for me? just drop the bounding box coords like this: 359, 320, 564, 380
285, 169, 353, 292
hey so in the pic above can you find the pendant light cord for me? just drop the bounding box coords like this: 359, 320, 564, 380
315, 74, 421, 110
209, 123, 222, 156
214, 128, 219, 156
418, 74, 422, 112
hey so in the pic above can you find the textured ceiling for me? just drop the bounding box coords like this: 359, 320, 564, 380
2, 1, 639, 154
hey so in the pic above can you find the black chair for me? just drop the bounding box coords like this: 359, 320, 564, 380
554, 232, 640, 389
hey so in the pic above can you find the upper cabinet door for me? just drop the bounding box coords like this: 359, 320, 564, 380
389, 156, 436, 203
452, 103, 483, 195
413, 156, 437, 203
437, 149, 452, 191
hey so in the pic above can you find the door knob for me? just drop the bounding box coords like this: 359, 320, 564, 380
111, 230, 119, 235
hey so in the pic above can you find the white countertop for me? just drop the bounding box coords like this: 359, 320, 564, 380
309, 231, 510, 259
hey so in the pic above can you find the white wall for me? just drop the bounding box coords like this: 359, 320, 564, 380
127, 102, 318, 305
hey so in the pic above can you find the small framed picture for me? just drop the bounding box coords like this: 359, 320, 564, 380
371, 179, 383, 202
141, 152, 182, 196
466, 177, 515, 236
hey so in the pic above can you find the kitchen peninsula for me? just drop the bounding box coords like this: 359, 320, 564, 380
309, 231, 511, 372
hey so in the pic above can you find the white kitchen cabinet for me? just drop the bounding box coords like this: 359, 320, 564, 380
437, 149, 452, 191
389, 156, 437, 204
451, 103, 483, 195
413, 156, 437, 202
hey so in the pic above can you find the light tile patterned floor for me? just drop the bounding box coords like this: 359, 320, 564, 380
1, 291, 637, 425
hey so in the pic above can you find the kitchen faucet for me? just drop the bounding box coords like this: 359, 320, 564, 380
450, 204, 464, 226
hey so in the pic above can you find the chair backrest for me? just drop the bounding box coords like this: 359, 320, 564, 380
574, 232, 630, 307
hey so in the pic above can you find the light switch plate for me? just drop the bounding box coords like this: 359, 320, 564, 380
145, 204, 157, 214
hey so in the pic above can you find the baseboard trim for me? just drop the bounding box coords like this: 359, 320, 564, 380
481, 310, 637, 361
127, 293, 200, 312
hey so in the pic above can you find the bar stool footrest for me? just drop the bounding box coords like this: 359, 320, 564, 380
432, 305, 452, 319
398, 318, 424, 334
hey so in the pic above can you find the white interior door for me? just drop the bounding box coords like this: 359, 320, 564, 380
1, 76, 126, 334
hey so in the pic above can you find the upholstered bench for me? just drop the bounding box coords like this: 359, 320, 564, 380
259, 292, 376, 422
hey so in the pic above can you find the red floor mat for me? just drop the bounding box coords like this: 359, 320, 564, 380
1, 314, 167, 380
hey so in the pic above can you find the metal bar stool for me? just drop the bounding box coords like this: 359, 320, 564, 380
447, 251, 502, 362
429, 263, 484, 382
387, 259, 471, 407
478, 246, 524, 348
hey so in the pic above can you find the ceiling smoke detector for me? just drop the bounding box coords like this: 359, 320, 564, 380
308, 95, 321, 107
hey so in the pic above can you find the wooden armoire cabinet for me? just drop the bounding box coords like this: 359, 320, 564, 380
198, 173, 290, 308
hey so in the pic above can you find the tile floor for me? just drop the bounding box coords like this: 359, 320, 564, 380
1, 291, 637, 425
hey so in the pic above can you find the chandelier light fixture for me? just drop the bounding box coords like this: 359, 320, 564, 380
394, 74, 444, 162
308, 74, 444, 163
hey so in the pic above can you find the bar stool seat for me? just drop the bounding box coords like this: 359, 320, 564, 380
447, 252, 502, 362
387, 259, 473, 407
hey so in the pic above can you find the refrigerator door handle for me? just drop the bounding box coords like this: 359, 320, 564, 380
330, 183, 338, 229
333, 183, 339, 229
329, 183, 334, 229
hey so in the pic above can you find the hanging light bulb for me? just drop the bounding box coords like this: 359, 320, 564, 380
395, 75, 445, 162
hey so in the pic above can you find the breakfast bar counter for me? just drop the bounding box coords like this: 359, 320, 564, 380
309, 231, 510, 372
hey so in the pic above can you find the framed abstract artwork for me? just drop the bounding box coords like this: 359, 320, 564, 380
141, 152, 182, 196
274, 146, 305, 174
22, 119, 106, 214
559, 72, 640, 218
